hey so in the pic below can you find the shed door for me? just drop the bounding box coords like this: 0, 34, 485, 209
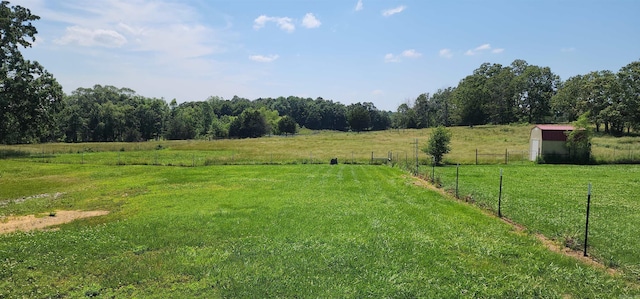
530, 139, 539, 161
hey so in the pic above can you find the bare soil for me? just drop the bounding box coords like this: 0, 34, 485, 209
0, 210, 109, 234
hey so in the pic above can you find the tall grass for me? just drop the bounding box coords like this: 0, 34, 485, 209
3, 125, 639, 166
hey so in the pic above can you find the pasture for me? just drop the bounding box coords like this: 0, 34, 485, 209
1, 161, 638, 297
2, 125, 640, 166
2, 125, 640, 297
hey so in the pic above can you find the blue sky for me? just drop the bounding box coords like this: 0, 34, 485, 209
11, 0, 640, 111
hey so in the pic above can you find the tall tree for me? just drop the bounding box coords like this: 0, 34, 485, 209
346, 103, 371, 132
277, 115, 298, 136
431, 87, 456, 127
617, 61, 640, 132
551, 75, 587, 122
515, 65, 560, 123
1, 1, 63, 143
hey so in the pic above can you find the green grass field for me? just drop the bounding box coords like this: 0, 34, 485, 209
434, 164, 640, 280
2, 125, 639, 166
1, 161, 638, 297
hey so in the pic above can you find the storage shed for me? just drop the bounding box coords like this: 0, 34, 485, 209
529, 125, 575, 161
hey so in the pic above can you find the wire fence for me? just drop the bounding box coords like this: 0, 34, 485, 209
1, 143, 638, 166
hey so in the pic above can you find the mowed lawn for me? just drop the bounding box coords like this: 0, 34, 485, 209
435, 164, 640, 280
0, 161, 638, 297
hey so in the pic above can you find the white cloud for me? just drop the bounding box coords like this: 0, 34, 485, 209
355, 0, 363, 11
55, 26, 127, 48
382, 5, 406, 17
249, 54, 279, 63
384, 53, 400, 63
465, 43, 503, 56
385, 49, 421, 62
253, 15, 295, 33
371, 89, 383, 95
402, 49, 422, 58
475, 44, 491, 51
36, 0, 222, 61
439, 48, 453, 58
302, 13, 321, 29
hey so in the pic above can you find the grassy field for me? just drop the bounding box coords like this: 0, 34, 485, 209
2, 125, 639, 166
433, 164, 640, 279
1, 161, 638, 297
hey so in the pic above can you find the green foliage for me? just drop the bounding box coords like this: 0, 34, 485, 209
566, 113, 593, 164
277, 115, 297, 136
228, 108, 269, 138
423, 126, 451, 165
346, 103, 371, 132
0, 2, 63, 144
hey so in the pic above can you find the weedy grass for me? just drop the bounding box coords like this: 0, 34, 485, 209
0, 161, 638, 297
433, 164, 640, 279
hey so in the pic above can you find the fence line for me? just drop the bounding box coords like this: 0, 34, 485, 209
2, 145, 638, 166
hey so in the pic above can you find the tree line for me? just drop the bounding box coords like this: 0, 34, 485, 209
393, 59, 640, 135
2, 1, 639, 144
49, 87, 392, 143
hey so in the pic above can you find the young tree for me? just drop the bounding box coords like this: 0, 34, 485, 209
423, 126, 452, 166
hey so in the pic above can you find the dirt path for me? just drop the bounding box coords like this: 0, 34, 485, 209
0, 210, 110, 234
411, 175, 619, 276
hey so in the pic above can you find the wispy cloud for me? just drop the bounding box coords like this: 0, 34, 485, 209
355, 0, 363, 11
465, 43, 503, 56
385, 49, 421, 62
475, 44, 491, 51
384, 53, 400, 63
401, 49, 422, 58
55, 26, 127, 48
302, 13, 321, 29
371, 89, 383, 96
37, 0, 221, 61
253, 15, 295, 33
439, 48, 453, 59
382, 5, 406, 17
249, 54, 279, 63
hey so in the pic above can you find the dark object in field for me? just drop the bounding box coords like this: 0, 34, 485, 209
330, 158, 338, 165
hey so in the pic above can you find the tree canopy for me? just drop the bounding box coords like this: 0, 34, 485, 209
1, 1, 63, 144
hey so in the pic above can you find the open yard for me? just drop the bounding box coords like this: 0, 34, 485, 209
0, 161, 639, 297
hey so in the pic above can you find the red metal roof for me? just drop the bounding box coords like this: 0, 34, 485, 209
534, 124, 575, 131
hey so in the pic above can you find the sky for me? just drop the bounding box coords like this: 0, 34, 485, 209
9, 0, 640, 111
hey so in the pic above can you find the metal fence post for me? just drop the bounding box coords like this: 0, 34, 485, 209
498, 169, 503, 218
584, 183, 592, 257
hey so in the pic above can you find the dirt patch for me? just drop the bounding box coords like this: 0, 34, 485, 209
411, 175, 619, 275
0, 210, 109, 234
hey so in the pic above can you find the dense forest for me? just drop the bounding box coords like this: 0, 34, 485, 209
1, 2, 639, 144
